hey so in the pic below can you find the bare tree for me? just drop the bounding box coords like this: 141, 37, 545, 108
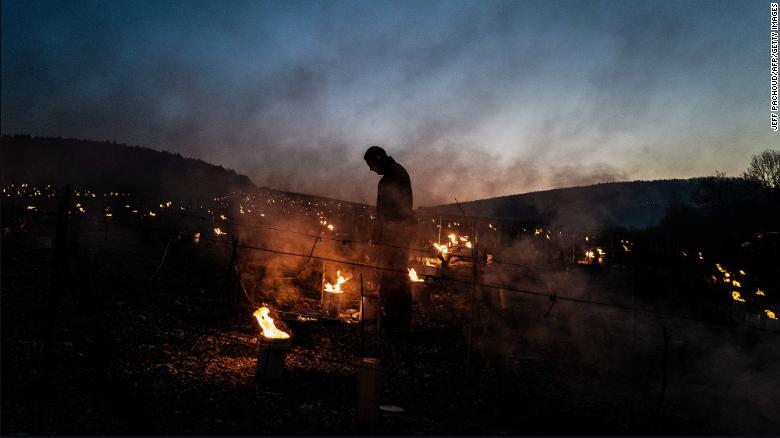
743, 149, 780, 189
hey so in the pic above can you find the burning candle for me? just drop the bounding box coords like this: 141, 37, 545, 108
253, 307, 290, 339
253, 307, 292, 381
322, 270, 349, 317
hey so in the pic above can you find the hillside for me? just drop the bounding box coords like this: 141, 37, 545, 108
1, 135, 705, 232
419, 179, 702, 231
0, 135, 255, 200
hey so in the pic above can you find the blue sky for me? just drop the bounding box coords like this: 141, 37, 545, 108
1, 0, 775, 205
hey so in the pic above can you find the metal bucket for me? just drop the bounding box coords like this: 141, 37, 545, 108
256, 336, 292, 380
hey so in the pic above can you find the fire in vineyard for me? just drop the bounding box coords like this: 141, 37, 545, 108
253, 307, 290, 339
214, 227, 226, 236
731, 291, 746, 302
408, 268, 424, 283
765, 309, 777, 320
433, 243, 448, 255
756, 288, 765, 296
324, 270, 349, 293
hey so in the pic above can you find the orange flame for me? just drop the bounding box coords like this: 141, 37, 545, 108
765, 309, 777, 320
324, 270, 349, 293
253, 307, 290, 339
731, 291, 746, 302
408, 268, 424, 282
756, 288, 766, 296
433, 243, 449, 254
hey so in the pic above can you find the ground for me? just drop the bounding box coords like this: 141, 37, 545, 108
2, 209, 779, 435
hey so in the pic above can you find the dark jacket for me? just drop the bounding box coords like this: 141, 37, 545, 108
373, 157, 413, 241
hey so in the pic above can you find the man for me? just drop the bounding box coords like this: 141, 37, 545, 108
364, 145, 414, 338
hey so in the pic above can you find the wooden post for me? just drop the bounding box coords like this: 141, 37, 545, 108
44, 185, 70, 361
360, 272, 365, 356
224, 237, 239, 306
657, 323, 670, 418
466, 220, 479, 377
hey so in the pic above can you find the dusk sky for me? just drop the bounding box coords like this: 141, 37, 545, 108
1, 0, 776, 205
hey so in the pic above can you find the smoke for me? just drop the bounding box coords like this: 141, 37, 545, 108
1, 0, 772, 207
448, 230, 780, 433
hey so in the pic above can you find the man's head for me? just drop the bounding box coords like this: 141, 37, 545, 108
364, 145, 389, 175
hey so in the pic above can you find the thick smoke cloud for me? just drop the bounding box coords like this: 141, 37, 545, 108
1, 0, 772, 206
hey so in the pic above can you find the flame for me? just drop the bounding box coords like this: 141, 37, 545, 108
214, 227, 225, 236
148, 211, 156, 217
253, 307, 290, 339
433, 243, 449, 254
448, 233, 458, 245
732, 280, 741, 288
327, 224, 334, 231
756, 289, 765, 296
465, 241, 473, 249
765, 309, 777, 320
739, 269, 746, 275
698, 252, 704, 260
408, 268, 424, 282
715, 263, 725, 273
731, 291, 746, 302
324, 270, 349, 293
424, 257, 441, 267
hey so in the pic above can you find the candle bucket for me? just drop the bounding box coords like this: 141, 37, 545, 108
498, 288, 508, 310
322, 291, 343, 318
356, 357, 382, 430
256, 335, 292, 381
411, 282, 430, 307
360, 295, 379, 324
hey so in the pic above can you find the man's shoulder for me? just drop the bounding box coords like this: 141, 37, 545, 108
389, 160, 410, 180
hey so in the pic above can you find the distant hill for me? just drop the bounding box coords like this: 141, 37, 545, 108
418, 179, 703, 231
1, 135, 256, 199
1, 135, 703, 232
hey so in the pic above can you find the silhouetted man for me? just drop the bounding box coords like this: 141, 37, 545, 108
364, 146, 414, 338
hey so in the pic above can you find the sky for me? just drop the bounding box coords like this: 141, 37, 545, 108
1, 0, 776, 206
